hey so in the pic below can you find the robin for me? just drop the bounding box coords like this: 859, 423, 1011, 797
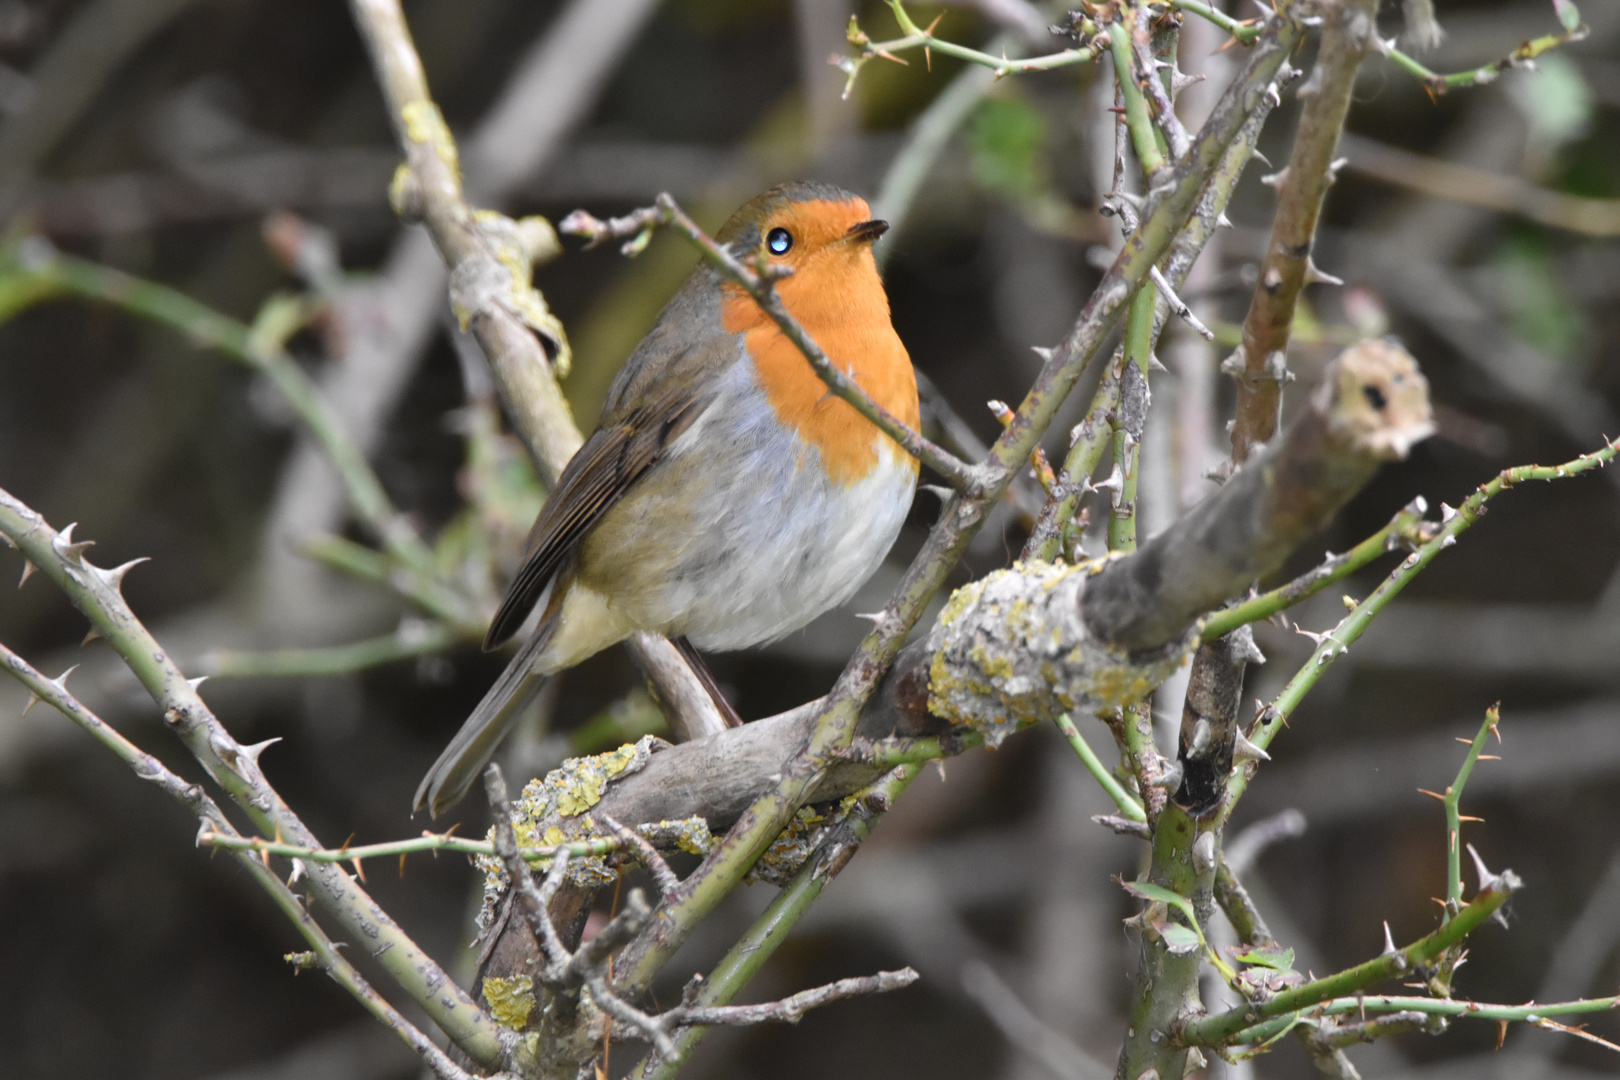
416, 180, 919, 815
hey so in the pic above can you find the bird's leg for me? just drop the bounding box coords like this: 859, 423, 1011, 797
671, 637, 745, 729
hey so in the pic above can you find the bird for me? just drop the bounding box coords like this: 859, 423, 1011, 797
415, 180, 920, 815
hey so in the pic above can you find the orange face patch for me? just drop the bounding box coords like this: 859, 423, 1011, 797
721, 198, 920, 487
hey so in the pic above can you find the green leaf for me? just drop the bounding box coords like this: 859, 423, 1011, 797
1121, 879, 1200, 931
1161, 923, 1203, 955
1234, 945, 1296, 971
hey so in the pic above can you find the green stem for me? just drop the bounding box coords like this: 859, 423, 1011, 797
1108, 282, 1158, 553
1109, 21, 1167, 177
201, 622, 459, 678
1443, 704, 1500, 908
1220, 991, 1620, 1047
1055, 713, 1146, 821
1181, 870, 1522, 1046
1200, 500, 1428, 640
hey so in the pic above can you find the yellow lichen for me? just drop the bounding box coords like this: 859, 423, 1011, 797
400, 101, 460, 180
483, 975, 536, 1030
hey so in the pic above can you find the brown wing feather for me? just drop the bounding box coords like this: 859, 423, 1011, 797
483, 387, 708, 648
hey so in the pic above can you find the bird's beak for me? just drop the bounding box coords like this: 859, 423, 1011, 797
845, 219, 889, 245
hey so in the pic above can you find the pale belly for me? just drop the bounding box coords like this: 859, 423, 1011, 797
549, 357, 917, 665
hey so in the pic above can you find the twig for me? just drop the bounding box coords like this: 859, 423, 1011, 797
1208, 991, 1620, 1050
1381, 3, 1589, 96
0, 641, 483, 1080
1441, 705, 1500, 909
668, 970, 918, 1027
559, 195, 981, 492
602, 813, 682, 902
1200, 498, 1430, 640
838, 0, 1101, 98
1055, 713, 1146, 822
195, 826, 626, 867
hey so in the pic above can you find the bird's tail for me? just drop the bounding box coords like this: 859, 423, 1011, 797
414, 617, 557, 817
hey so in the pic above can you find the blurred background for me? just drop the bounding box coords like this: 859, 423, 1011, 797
1, 0, 1619, 1077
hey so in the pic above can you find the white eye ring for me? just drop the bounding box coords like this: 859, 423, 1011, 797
766, 227, 793, 255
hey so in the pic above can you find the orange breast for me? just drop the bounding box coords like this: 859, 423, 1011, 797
721, 233, 919, 488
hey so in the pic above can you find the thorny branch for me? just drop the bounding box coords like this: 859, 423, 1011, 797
0, 534, 498, 1080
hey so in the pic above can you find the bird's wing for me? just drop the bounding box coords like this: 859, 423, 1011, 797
483, 382, 711, 649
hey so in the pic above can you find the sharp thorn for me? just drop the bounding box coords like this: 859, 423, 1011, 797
19, 560, 37, 588
241, 736, 282, 763
93, 557, 151, 592
1233, 727, 1271, 763
82, 626, 100, 646
22, 692, 40, 715
1030, 345, 1055, 362
52, 523, 95, 563
187, 675, 210, 691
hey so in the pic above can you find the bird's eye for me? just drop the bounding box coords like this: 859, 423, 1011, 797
766, 227, 793, 255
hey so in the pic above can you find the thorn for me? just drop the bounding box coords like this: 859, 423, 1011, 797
1260, 168, 1289, 190
1093, 464, 1125, 496
1382, 921, 1399, 955
82, 626, 100, 646
1148, 353, 1169, 372
187, 675, 209, 691
18, 560, 37, 589
1251, 149, 1272, 169
92, 557, 150, 593
50, 665, 79, 693
1030, 345, 1055, 362
22, 691, 39, 715
241, 737, 282, 764
1466, 843, 1500, 892
921, 483, 954, 504
1439, 502, 1458, 524
1326, 156, 1349, 181
52, 523, 95, 564
1304, 258, 1344, 287
854, 611, 884, 624
288, 858, 307, 887
1417, 787, 1446, 801
1232, 727, 1271, 763
1216, 212, 1233, 230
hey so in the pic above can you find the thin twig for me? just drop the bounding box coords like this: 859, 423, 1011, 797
559, 195, 982, 492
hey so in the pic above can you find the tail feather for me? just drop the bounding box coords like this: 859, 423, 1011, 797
414, 619, 556, 817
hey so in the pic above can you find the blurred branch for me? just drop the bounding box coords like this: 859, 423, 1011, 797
0, 236, 442, 579
0, 492, 526, 1075
0, 0, 201, 198
196, 621, 458, 678
1341, 131, 1620, 238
